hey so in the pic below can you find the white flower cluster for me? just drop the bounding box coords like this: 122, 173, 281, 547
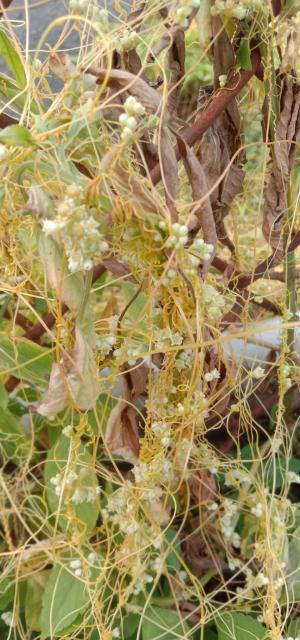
50, 470, 100, 504
251, 365, 265, 380
119, 96, 146, 142
133, 455, 173, 487
43, 184, 108, 272
1, 611, 15, 627
166, 223, 188, 249
220, 499, 241, 548
0, 144, 9, 162
204, 368, 220, 382
174, 348, 194, 372
114, 338, 147, 366
152, 421, 172, 447
211, 0, 263, 20
224, 467, 251, 489
281, 363, 292, 392
175, 0, 201, 27
189, 237, 214, 261
117, 28, 139, 53
69, 558, 83, 578
202, 283, 230, 321
154, 327, 183, 350
69, 0, 109, 27
251, 502, 264, 518
96, 333, 116, 357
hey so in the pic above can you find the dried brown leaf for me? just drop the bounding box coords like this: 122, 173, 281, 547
95, 69, 161, 113
105, 378, 140, 464
160, 128, 179, 219
178, 138, 217, 257
263, 77, 300, 254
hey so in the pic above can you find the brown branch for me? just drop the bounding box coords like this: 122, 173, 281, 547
3, 310, 34, 332
149, 50, 262, 185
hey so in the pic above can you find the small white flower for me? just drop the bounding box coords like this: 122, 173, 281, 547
1, 611, 15, 627
70, 559, 82, 570
62, 425, 74, 437
0, 143, 9, 161
75, 568, 83, 577
204, 368, 220, 382
251, 366, 265, 379
207, 501, 218, 512
251, 503, 264, 518
112, 629, 121, 638
43, 218, 66, 234
88, 552, 97, 563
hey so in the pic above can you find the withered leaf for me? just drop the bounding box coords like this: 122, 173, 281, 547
95, 69, 161, 114
38, 322, 100, 417
105, 378, 140, 464
160, 127, 179, 219
178, 137, 217, 258
263, 77, 300, 254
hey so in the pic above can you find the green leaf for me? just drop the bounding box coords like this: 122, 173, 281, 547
0, 578, 14, 611
236, 39, 252, 71
44, 433, 99, 532
288, 618, 300, 637
287, 526, 300, 599
0, 27, 26, 88
142, 606, 189, 640
217, 612, 266, 640
163, 528, 181, 573
25, 572, 49, 631
38, 233, 85, 313
123, 613, 140, 639
0, 384, 8, 409
0, 408, 30, 460
0, 74, 39, 114
40, 558, 99, 638
0, 336, 52, 384
0, 124, 36, 148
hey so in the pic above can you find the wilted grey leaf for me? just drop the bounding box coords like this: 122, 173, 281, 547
105, 377, 139, 464
38, 322, 100, 417
27, 185, 52, 218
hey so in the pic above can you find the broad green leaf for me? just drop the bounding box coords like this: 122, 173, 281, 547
217, 612, 266, 640
25, 572, 49, 631
0, 578, 14, 611
0, 124, 36, 148
163, 527, 181, 573
38, 233, 84, 313
0, 74, 39, 114
142, 606, 189, 640
0, 384, 8, 409
44, 433, 99, 532
123, 613, 140, 639
236, 39, 252, 71
0, 408, 30, 460
40, 558, 99, 638
288, 617, 300, 637
0, 27, 26, 88
0, 336, 52, 384
287, 526, 300, 599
